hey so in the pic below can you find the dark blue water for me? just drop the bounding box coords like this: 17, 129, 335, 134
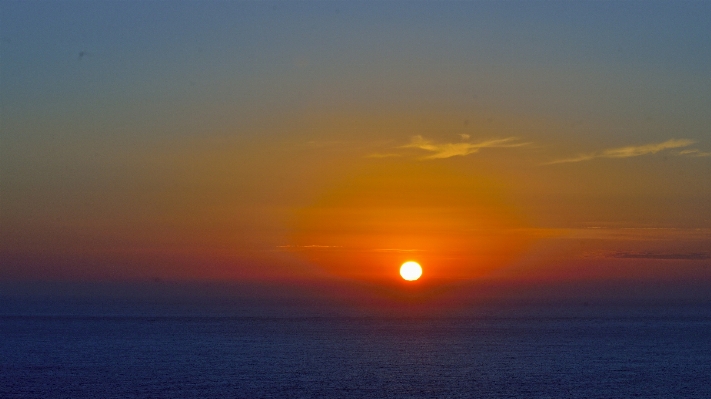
2, 315, 710, 398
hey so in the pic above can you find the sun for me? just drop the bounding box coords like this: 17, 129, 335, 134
400, 261, 422, 281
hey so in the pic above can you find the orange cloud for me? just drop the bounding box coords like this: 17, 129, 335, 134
546, 139, 695, 164
400, 135, 529, 160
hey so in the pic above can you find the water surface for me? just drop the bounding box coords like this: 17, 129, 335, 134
2, 314, 710, 398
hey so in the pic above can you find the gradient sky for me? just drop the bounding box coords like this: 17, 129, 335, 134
2, 1, 710, 309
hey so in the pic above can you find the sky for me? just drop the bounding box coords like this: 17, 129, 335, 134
1, 1, 710, 313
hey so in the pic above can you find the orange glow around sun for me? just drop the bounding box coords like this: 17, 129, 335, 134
289, 160, 533, 290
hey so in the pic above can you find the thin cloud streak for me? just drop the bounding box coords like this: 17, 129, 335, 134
678, 149, 711, 157
608, 251, 709, 260
371, 248, 424, 253
401, 135, 529, 160
276, 245, 343, 249
545, 139, 695, 165
365, 153, 402, 158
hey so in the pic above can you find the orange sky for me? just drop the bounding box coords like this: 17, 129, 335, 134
2, 2, 711, 309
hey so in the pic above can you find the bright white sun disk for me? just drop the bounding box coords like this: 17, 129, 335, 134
400, 261, 422, 281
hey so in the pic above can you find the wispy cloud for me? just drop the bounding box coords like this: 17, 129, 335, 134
400, 135, 529, 160
546, 139, 695, 165
678, 149, 711, 157
276, 244, 342, 250
365, 153, 402, 158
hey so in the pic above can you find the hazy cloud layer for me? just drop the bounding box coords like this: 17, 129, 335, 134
546, 139, 695, 164
400, 135, 528, 160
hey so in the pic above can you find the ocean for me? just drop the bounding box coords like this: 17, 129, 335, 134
2, 312, 710, 398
